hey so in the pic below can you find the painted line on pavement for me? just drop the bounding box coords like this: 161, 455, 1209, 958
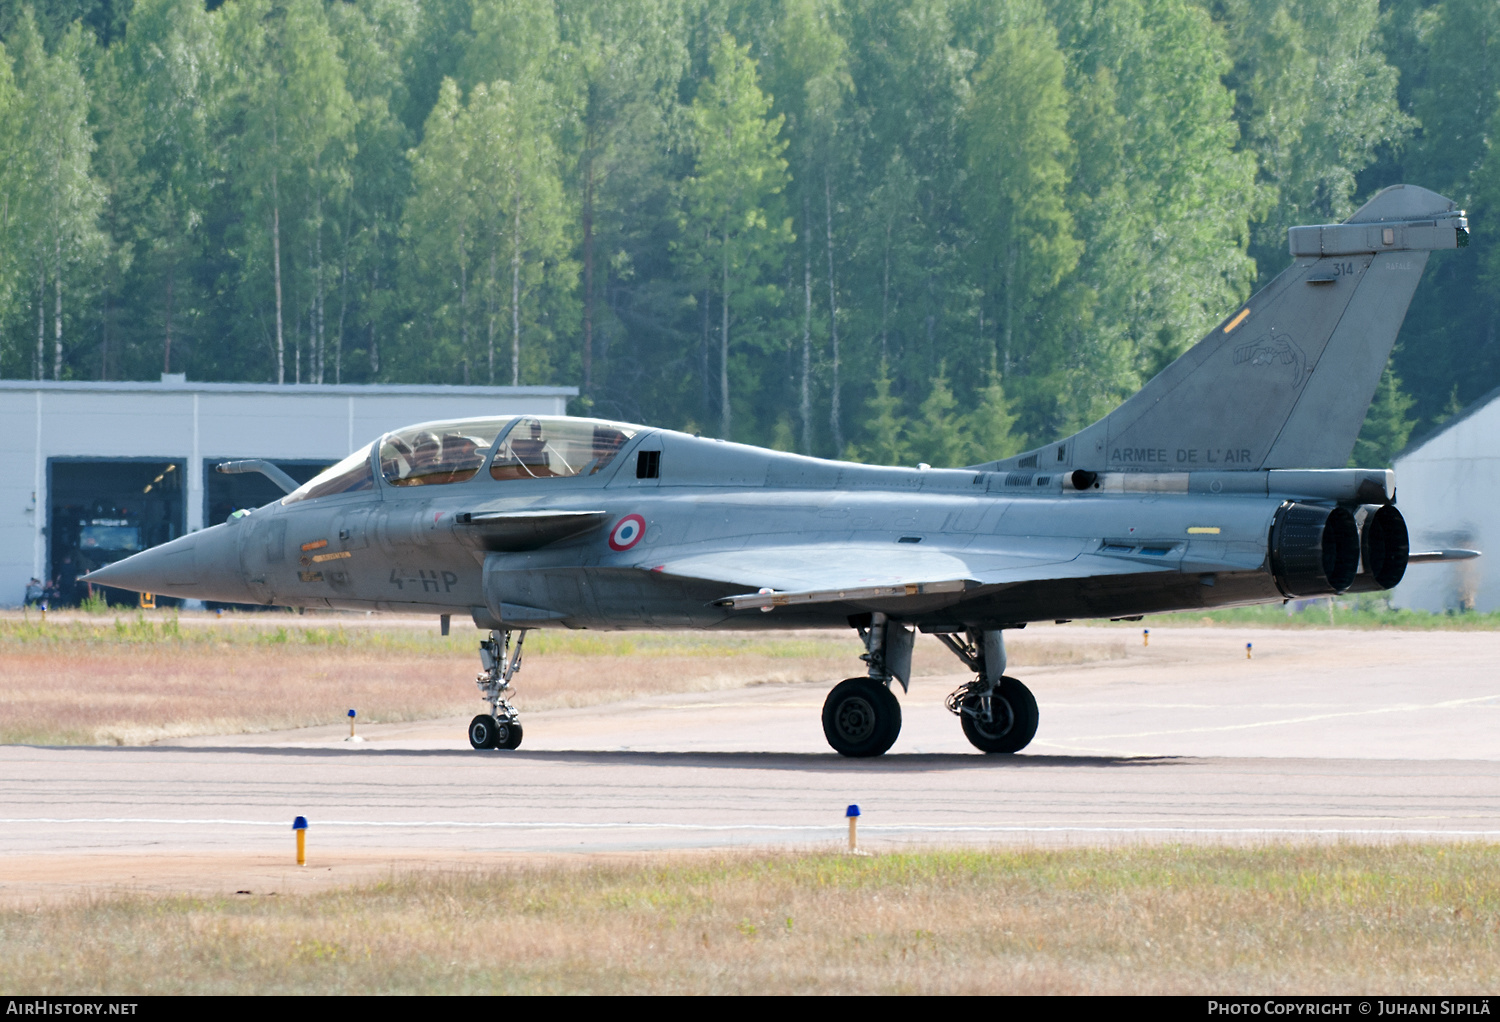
1062, 692, 1500, 742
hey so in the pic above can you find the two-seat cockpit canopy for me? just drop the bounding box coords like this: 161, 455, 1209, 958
281, 416, 641, 506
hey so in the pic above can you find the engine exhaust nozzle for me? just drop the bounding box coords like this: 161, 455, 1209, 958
1270, 502, 1360, 598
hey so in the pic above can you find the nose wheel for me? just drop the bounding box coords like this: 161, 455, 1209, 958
468, 714, 524, 750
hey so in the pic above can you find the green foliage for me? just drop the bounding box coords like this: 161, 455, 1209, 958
0, 0, 1490, 457
964, 15, 1079, 378
1350, 365, 1416, 466
967, 370, 1023, 462
907, 367, 970, 468
402, 73, 574, 385
851, 363, 1021, 467
675, 33, 791, 441
6, 8, 104, 380
1219, 0, 1413, 285
222, 0, 356, 384
847, 360, 908, 465
1375, 0, 1500, 436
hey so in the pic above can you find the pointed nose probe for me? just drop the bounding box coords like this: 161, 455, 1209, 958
81, 521, 253, 604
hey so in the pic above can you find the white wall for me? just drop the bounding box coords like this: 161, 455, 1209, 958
1391, 398, 1500, 612
0, 381, 574, 605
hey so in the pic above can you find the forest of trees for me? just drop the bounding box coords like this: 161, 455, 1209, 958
0, 0, 1496, 468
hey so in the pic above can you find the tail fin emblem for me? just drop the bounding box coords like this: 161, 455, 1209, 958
1233, 333, 1307, 389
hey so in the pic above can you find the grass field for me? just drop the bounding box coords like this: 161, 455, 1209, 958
1144, 595, 1500, 631
0, 612, 1124, 746
4, 844, 1498, 994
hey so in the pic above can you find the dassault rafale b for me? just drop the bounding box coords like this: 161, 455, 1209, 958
88, 184, 1479, 757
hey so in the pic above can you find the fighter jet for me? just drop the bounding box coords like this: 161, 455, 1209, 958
87, 184, 1478, 756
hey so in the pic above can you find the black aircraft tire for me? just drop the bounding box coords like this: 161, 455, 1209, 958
960, 677, 1039, 754
497, 721, 523, 750
468, 714, 499, 750
822, 677, 902, 758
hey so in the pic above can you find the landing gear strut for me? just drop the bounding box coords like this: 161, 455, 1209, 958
822, 613, 912, 757
937, 629, 1039, 754
469, 629, 525, 750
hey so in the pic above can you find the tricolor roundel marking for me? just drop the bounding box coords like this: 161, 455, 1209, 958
608, 514, 646, 551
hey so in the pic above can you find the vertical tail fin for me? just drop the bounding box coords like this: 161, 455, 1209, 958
979, 185, 1468, 474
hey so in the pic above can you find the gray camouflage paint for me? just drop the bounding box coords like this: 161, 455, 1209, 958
87, 185, 1467, 634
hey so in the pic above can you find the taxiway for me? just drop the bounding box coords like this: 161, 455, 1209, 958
3, 625, 1499, 902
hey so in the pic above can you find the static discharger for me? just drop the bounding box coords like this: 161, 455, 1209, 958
846, 804, 860, 852
1143, 628, 1150, 647
293, 816, 308, 866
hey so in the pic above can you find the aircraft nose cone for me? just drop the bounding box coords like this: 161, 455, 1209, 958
84, 522, 252, 603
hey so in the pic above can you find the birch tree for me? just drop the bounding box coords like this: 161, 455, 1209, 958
11, 11, 103, 380
676, 34, 791, 440
0, 39, 27, 375
403, 76, 573, 384
964, 18, 1079, 377
107, 0, 222, 376
770, 0, 851, 454
222, 0, 354, 383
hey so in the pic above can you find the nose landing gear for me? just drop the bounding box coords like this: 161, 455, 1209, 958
937, 629, 1038, 754
470, 629, 525, 750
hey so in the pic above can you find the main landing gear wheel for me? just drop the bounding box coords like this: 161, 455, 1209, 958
822, 677, 902, 758
468, 714, 499, 750
958, 676, 1038, 754
496, 720, 523, 750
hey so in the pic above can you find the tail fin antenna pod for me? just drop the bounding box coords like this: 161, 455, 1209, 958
977, 185, 1468, 474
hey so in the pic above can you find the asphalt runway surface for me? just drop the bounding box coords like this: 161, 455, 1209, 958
4, 625, 1500, 901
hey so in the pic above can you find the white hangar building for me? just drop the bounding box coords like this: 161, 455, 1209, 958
1392, 388, 1500, 613
0, 377, 575, 607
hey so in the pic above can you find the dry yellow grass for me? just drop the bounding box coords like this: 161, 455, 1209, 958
0, 612, 1125, 746
4, 844, 1498, 994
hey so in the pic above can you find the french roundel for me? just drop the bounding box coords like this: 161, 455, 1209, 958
608, 514, 646, 551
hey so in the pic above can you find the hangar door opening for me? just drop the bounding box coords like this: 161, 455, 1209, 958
49, 459, 185, 607
204, 460, 330, 527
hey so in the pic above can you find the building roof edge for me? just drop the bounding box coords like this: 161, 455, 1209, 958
0, 380, 579, 397
1395, 381, 1500, 464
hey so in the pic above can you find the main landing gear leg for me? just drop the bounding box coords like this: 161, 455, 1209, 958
469, 629, 525, 751
821, 613, 912, 758
937, 629, 1038, 754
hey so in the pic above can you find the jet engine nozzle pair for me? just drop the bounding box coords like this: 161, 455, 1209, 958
1270, 501, 1408, 599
